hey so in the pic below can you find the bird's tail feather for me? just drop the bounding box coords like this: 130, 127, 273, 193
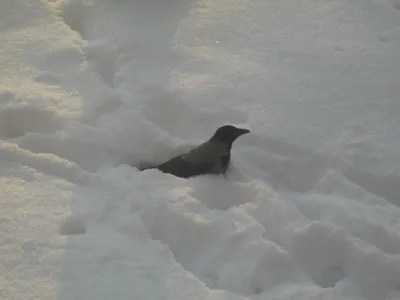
137, 162, 158, 171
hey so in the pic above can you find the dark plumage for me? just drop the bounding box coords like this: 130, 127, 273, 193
140, 125, 250, 178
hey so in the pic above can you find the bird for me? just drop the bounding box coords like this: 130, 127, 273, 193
140, 125, 250, 178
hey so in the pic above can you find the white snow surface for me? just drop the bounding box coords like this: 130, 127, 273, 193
1, 0, 400, 299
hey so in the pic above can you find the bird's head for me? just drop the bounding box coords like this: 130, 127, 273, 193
211, 125, 250, 144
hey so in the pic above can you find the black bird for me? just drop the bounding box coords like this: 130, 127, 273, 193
140, 125, 250, 178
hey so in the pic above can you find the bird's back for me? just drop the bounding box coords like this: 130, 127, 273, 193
150, 140, 231, 178
182, 139, 228, 165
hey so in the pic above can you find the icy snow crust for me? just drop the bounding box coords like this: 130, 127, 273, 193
1, 0, 400, 299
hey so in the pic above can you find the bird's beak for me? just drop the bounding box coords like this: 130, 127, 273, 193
238, 128, 250, 136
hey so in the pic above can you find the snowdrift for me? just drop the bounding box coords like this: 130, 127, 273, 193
1, 0, 400, 299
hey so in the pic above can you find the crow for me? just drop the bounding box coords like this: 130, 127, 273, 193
140, 125, 250, 178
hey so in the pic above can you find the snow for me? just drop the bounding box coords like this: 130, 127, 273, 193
1, 0, 400, 299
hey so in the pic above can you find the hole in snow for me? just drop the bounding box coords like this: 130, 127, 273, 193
59, 217, 87, 236
84, 40, 119, 88
58, 0, 89, 37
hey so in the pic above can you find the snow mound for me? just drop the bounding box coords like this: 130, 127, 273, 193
2, 0, 400, 300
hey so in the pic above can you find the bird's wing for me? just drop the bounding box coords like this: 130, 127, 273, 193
156, 154, 215, 178
150, 140, 230, 178
181, 140, 228, 166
